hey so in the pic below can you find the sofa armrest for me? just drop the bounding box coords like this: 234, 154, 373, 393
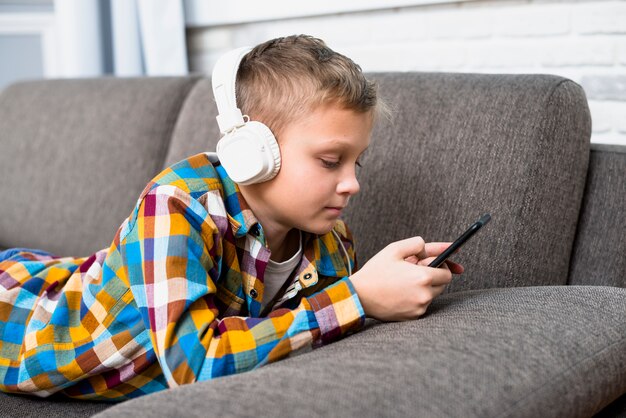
568, 143, 626, 288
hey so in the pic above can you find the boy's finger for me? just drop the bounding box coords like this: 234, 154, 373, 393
424, 242, 460, 257
388, 236, 426, 259
417, 256, 464, 274
416, 256, 437, 266
445, 260, 464, 274
430, 268, 453, 286
431, 283, 448, 297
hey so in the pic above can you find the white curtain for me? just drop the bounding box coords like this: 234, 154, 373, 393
54, 0, 103, 77
54, 0, 188, 77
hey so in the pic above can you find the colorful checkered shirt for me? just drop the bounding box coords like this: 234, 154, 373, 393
0, 152, 365, 401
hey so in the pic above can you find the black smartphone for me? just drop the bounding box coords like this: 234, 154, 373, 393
428, 213, 491, 268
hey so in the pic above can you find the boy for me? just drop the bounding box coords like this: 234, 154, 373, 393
0, 35, 461, 401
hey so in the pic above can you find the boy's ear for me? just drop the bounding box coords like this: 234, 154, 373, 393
212, 46, 282, 186
216, 121, 281, 185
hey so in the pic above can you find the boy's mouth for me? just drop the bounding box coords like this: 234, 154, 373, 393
325, 207, 344, 215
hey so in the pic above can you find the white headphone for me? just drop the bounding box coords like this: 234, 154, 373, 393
212, 47, 281, 185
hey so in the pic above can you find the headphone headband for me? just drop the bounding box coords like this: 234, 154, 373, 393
211, 46, 253, 135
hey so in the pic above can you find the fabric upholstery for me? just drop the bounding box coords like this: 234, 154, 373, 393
345, 73, 591, 292
0, 77, 200, 256
0, 393, 111, 417
164, 79, 220, 168
94, 286, 626, 418
568, 144, 626, 287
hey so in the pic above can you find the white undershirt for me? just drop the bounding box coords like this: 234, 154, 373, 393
261, 231, 303, 312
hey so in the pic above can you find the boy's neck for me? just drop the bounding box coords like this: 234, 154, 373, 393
265, 227, 300, 263
238, 184, 301, 263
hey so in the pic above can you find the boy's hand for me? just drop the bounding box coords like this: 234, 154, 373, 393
404, 242, 464, 274
349, 237, 462, 322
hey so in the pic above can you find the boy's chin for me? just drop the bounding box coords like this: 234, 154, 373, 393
300, 222, 337, 236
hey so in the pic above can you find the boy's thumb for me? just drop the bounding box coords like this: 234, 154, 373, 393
387, 236, 426, 259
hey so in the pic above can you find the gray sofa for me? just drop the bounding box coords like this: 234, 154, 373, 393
0, 73, 624, 418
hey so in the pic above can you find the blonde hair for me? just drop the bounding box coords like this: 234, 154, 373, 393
235, 34, 391, 138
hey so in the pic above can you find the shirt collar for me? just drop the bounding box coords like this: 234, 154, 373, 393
301, 230, 351, 278
210, 153, 262, 240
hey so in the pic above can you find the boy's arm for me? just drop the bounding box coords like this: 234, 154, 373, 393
121, 186, 365, 387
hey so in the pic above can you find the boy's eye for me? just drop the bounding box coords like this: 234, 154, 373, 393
320, 159, 363, 169
321, 159, 340, 169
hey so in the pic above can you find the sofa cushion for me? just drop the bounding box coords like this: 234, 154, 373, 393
0, 392, 111, 417
568, 144, 626, 288
0, 77, 200, 256
94, 285, 626, 418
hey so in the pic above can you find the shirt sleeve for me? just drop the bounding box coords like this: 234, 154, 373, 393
120, 185, 365, 387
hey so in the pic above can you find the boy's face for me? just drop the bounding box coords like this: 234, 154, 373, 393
243, 103, 374, 236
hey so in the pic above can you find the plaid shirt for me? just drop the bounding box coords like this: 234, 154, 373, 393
0, 152, 365, 401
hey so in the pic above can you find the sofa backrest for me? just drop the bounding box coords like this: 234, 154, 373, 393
350, 73, 591, 292
167, 73, 592, 292
568, 144, 626, 288
0, 73, 596, 293
164, 79, 220, 167
0, 77, 200, 256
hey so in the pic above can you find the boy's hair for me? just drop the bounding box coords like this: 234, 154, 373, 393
235, 34, 391, 138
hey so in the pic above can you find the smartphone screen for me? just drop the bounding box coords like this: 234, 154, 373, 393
428, 213, 491, 268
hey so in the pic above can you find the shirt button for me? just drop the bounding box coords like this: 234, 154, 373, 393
250, 289, 258, 299
304, 273, 312, 280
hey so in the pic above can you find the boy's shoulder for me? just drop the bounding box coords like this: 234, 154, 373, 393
144, 152, 223, 198
119, 153, 227, 240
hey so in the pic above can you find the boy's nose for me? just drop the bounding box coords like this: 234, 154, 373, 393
337, 171, 360, 195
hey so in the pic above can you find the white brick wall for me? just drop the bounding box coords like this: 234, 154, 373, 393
187, 0, 626, 145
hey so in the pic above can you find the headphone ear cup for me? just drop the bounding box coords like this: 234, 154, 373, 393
216, 121, 281, 185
